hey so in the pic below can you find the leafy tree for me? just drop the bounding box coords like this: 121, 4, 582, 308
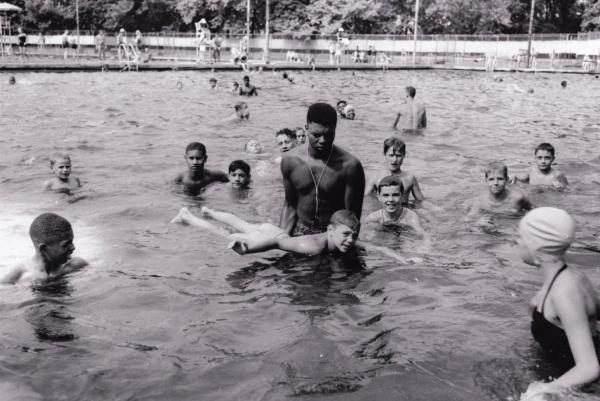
422, 0, 511, 34
581, 0, 600, 31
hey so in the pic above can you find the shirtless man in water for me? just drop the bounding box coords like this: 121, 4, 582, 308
280, 102, 365, 236
392, 86, 427, 132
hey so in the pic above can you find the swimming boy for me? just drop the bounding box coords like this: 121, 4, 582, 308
209, 77, 218, 90
228, 160, 251, 189
294, 127, 307, 145
175, 142, 228, 195
245, 139, 263, 154
239, 75, 257, 96
231, 101, 250, 121
365, 137, 424, 205
44, 153, 82, 193
171, 208, 407, 262
392, 86, 427, 132
231, 81, 240, 94
343, 105, 355, 120
510, 143, 568, 189
364, 176, 425, 236
336, 100, 348, 118
276, 128, 297, 154
467, 161, 532, 217
0, 213, 88, 284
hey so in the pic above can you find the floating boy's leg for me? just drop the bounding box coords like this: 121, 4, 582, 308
200, 207, 258, 233
171, 207, 230, 238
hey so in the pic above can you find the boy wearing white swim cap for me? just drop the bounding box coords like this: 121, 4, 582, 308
518, 207, 599, 397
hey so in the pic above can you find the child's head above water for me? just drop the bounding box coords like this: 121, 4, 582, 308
327, 210, 360, 253
228, 160, 251, 189
377, 176, 404, 215
209, 77, 217, 88
50, 153, 72, 181
518, 207, 575, 264
534, 142, 555, 173
29, 212, 75, 270
294, 127, 306, 144
484, 161, 508, 195
275, 128, 297, 153
343, 105, 355, 120
234, 101, 249, 120
245, 139, 262, 154
9, 76, 16, 85
184, 142, 207, 171
383, 137, 406, 172
336, 100, 347, 116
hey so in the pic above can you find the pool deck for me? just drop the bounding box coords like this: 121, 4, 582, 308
1, 57, 598, 75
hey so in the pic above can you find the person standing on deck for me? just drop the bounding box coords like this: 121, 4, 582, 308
392, 86, 427, 133
280, 103, 365, 236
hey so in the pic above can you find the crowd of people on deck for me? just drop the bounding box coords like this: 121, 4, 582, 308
2, 54, 600, 400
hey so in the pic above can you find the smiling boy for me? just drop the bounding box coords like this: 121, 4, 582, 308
0, 213, 88, 284
511, 143, 568, 188
44, 153, 82, 193
365, 137, 424, 205
364, 176, 425, 236
228, 160, 251, 189
175, 142, 228, 195
468, 161, 532, 217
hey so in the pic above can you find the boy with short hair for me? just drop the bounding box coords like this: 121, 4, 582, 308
364, 176, 425, 236
44, 153, 82, 193
468, 161, 532, 217
275, 128, 297, 154
294, 127, 306, 145
228, 160, 251, 189
336, 100, 348, 118
171, 207, 407, 262
232, 101, 249, 121
0, 213, 88, 284
511, 143, 568, 188
365, 137, 424, 205
175, 142, 228, 195
209, 77, 218, 90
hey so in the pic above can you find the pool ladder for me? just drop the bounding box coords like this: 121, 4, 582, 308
118, 43, 139, 71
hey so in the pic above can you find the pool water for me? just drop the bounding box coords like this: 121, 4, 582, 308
1, 70, 599, 401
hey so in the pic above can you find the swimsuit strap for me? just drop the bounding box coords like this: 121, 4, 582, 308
540, 264, 568, 314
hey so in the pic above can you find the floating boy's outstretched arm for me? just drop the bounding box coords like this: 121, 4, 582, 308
356, 241, 407, 264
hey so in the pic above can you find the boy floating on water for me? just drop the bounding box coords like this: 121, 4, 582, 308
364, 176, 426, 237
510, 143, 568, 189
467, 161, 532, 218
44, 153, 82, 193
365, 137, 425, 206
175, 142, 228, 195
0, 213, 88, 284
171, 208, 408, 262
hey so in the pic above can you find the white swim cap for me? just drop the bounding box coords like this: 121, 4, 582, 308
519, 207, 575, 256
119, 28, 125, 33
343, 104, 355, 113
338, 28, 344, 32
200, 18, 207, 24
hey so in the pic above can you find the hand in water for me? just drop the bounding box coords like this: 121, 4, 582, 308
519, 381, 570, 401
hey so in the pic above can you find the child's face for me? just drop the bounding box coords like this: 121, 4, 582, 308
276, 134, 295, 153
385, 147, 405, 172
328, 223, 359, 253
209, 80, 217, 88
185, 150, 206, 172
295, 129, 306, 144
52, 158, 72, 181
229, 169, 250, 189
485, 169, 507, 195
42, 231, 75, 266
236, 104, 249, 119
377, 185, 402, 214
337, 103, 347, 114
345, 109, 355, 120
246, 140, 262, 154
534, 150, 554, 172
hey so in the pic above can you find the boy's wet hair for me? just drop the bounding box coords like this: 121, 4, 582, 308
234, 101, 248, 111
275, 128, 296, 139
228, 160, 251, 175
294, 127, 305, 133
336, 100, 347, 108
243, 75, 250, 81
185, 142, 206, 155
233, 81, 239, 86
535, 142, 555, 157
209, 77, 217, 83
406, 86, 416, 98
307, 102, 337, 128
377, 175, 404, 194
383, 137, 406, 155
50, 153, 71, 168
29, 212, 72, 246
330, 210, 360, 232
484, 161, 508, 178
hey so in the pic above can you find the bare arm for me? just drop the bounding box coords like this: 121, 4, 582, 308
0, 265, 25, 284
510, 172, 529, 184
345, 159, 365, 219
364, 173, 378, 196
174, 172, 184, 183
279, 157, 298, 235
276, 235, 325, 255
392, 112, 401, 130
410, 176, 425, 202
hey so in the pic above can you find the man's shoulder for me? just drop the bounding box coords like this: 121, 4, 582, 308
335, 146, 363, 168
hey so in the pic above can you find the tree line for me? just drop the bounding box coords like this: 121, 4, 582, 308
10, 0, 600, 35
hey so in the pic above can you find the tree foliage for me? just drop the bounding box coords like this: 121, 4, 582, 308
11, 0, 600, 34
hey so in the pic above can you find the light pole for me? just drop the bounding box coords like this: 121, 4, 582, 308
526, 0, 535, 68
75, 0, 80, 56
246, 0, 250, 55
412, 0, 419, 66
264, 0, 270, 62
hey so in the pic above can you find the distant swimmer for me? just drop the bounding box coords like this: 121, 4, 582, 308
294, 127, 307, 145
230, 81, 240, 94
239, 75, 257, 96
176, 80, 183, 90
510, 142, 568, 189
365, 137, 425, 206
282, 72, 294, 83
43, 153, 82, 193
466, 161, 532, 220
209, 77, 218, 90
280, 103, 365, 236
171, 207, 408, 262
226, 101, 249, 122
228, 160, 251, 189
8, 76, 16, 85
174, 142, 228, 195
392, 86, 427, 132
0, 213, 88, 285
336, 100, 348, 118
561, 80, 567, 88
364, 176, 426, 237
343, 105, 355, 120
245, 139, 263, 154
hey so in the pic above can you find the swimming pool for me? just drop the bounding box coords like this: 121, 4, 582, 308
1, 70, 599, 400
